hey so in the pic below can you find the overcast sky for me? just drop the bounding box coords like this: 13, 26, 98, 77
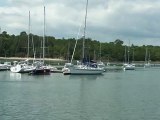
0, 0, 160, 45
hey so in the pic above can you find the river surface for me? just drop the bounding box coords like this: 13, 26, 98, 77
0, 68, 160, 120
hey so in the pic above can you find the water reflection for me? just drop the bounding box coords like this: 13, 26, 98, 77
69, 75, 103, 80
67, 74, 105, 119
10, 72, 21, 81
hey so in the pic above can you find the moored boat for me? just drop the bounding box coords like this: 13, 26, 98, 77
10, 60, 35, 73
62, 0, 104, 75
0, 62, 11, 71
123, 63, 135, 71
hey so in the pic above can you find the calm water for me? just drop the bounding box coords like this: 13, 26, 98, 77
0, 68, 160, 120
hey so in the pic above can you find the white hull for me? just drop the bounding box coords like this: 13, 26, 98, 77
0, 65, 10, 71
144, 63, 151, 68
63, 64, 104, 75
123, 64, 135, 71
10, 64, 35, 73
0, 62, 11, 71
97, 62, 105, 68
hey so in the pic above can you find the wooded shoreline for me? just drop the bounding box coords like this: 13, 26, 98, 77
1, 31, 160, 62
0, 57, 65, 62
1, 57, 160, 65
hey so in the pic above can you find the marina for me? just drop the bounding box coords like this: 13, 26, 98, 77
1, 0, 160, 119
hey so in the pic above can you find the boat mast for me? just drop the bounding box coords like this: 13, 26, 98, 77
127, 40, 130, 64
43, 6, 46, 63
132, 49, 134, 63
100, 42, 102, 62
27, 11, 30, 58
148, 51, 150, 63
67, 40, 70, 62
145, 47, 148, 64
82, 0, 88, 61
124, 45, 127, 63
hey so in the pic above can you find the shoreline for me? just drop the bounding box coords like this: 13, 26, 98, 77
0, 57, 66, 62
1, 57, 160, 64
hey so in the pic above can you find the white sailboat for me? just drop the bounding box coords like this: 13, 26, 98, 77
123, 45, 135, 71
97, 43, 105, 69
0, 62, 11, 71
10, 59, 35, 73
63, 0, 104, 75
10, 11, 35, 73
144, 48, 151, 68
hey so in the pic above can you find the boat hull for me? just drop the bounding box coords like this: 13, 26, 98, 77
29, 68, 50, 75
0, 66, 10, 71
63, 67, 104, 75
123, 64, 135, 71
10, 65, 35, 73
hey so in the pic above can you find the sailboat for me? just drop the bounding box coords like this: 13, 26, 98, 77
10, 11, 35, 73
63, 0, 104, 75
123, 45, 135, 71
97, 43, 105, 70
0, 62, 11, 71
144, 48, 151, 68
29, 6, 50, 75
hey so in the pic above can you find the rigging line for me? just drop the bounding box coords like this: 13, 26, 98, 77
71, 23, 83, 63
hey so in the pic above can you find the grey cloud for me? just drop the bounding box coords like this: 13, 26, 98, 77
1, 0, 160, 45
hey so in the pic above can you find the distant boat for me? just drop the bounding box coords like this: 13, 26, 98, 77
97, 43, 105, 70
10, 11, 35, 73
123, 45, 135, 71
10, 60, 35, 73
97, 61, 105, 69
123, 63, 135, 70
63, 0, 104, 75
0, 62, 11, 71
144, 48, 151, 68
48, 65, 62, 73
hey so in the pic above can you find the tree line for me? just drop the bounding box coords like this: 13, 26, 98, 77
0, 31, 160, 62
